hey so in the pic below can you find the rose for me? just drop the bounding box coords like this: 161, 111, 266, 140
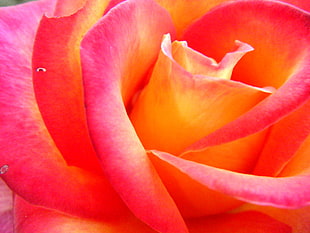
0, 0, 309, 232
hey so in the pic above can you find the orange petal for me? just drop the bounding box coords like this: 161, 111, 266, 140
154, 0, 230, 36
130, 35, 271, 155
253, 99, 310, 176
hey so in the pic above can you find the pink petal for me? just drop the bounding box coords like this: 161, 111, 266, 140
0, 0, 125, 219
182, 0, 310, 151
81, 0, 188, 232
151, 150, 310, 209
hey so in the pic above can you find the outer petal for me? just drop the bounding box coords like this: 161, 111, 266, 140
0, 179, 13, 233
130, 35, 271, 156
186, 211, 291, 233
32, 0, 109, 172
182, 0, 310, 150
0, 0, 125, 219
151, 151, 310, 209
81, 0, 188, 232
14, 196, 156, 233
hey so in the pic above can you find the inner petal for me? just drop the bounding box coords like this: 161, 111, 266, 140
129, 35, 272, 155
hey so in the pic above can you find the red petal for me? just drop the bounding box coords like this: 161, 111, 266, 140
0, 0, 125, 219
182, 0, 310, 150
151, 150, 310, 209
186, 211, 291, 233
32, 0, 109, 173
81, 0, 188, 232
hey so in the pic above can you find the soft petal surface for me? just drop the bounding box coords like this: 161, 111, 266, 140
186, 211, 291, 233
130, 35, 271, 155
81, 0, 188, 232
14, 196, 156, 233
253, 99, 310, 176
0, 0, 125, 219
0, 179, 13, 233
182, 0, 310, 150
33, 0, 109, 173
151, 151, 310, 209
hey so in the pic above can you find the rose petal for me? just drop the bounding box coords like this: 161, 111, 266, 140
151, 150, 310, 209
186, 211, 291, 233
0, 0, 125, 219
154, 0, 230, 36
53, 0, 86, 16
130, 35, 271, 155
253, 99, 310, 176
15, 196, 157, 233
32, 0, 109, 172
278, 133, 310, 177
235, 204, 310, 233
81, 0, 188, 232
182, 0, 310, 151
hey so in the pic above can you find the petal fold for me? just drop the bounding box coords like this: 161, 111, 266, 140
81, 0, 187, 232
151, 150, 310, 209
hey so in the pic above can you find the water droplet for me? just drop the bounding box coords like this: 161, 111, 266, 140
36, 67, 47, 72
0, 165, 9, 174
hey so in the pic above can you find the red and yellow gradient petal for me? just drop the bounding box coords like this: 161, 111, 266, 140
81, 0, 188, 232
182, 0, 310, 151
32, 0, 109, 173
186, 211, 291, 233
14, 196, 156, 233
130, 35, 271, 156
0, 0, 125, 220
